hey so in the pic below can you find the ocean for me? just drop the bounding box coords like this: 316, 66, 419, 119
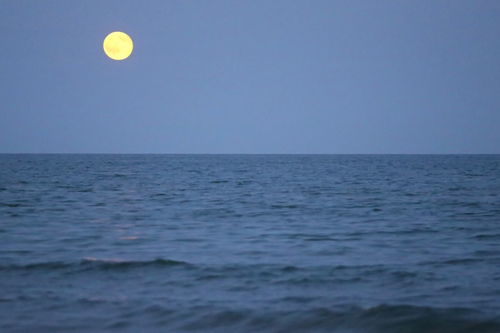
1, 154, 499, 332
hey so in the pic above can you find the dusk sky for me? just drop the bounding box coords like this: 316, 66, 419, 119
1, 0, 499, 154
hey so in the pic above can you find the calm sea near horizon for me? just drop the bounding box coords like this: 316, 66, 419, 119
1, 154, 500, 332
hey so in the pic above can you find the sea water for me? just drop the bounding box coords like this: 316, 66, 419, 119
1, 154, 500, 332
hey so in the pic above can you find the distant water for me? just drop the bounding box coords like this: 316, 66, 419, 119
1, 154, 500, 332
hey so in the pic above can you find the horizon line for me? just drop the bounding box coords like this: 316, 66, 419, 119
1, 152, 499, 155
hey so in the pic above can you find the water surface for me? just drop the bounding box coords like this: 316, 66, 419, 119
1, 154, 500, 332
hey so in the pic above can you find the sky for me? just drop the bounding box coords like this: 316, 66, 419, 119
1, 0, 499, 154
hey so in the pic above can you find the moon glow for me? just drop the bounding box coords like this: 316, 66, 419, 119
103, 32, 133, 60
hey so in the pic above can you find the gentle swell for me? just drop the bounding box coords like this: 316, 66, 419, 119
0, 258, 189, 272
140, 304, 500, 333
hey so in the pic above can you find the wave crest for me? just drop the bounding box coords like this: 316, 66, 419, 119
0, 258, 189, 272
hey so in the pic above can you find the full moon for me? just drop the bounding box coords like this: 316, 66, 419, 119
103, 31, 133, 60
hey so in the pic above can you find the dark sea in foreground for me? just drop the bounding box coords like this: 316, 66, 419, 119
1, 154, 500, 332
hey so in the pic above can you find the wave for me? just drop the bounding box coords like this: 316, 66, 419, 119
0, 258, 190, 272
105, 304, 500, 333
473, 233, 500, 240
420, 257, 500, 266
181, 304, 500, 332
0, 202, 23, 207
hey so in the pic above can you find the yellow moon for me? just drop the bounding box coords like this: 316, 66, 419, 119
103, 31, 133, 60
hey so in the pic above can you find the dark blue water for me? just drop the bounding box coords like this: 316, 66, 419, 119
1, 154, 500, 332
